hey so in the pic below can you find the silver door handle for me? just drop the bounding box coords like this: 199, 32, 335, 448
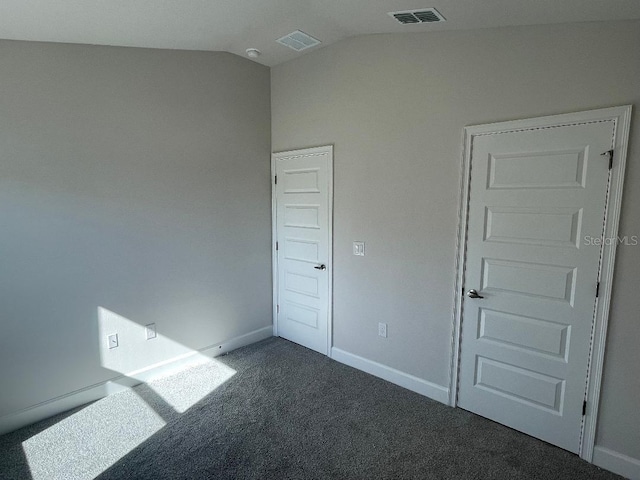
314, 264, 326, 271
466, 289, 484, 299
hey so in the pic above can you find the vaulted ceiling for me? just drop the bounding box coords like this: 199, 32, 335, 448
1, 0, 639, 66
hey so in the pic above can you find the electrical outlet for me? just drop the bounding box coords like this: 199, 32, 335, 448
145, 323, 157, 340
378, 322, 387, 338
108, 334, 119, 349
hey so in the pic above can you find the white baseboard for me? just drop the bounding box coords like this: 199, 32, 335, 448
330, 347, 449, 405
0, 326, 272, 436
593, 446, 640, 479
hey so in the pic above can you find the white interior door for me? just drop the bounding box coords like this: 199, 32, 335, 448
273, 146, 332, 355
458, 120, 614, 453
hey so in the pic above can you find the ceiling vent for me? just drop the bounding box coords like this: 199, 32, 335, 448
389, 8, 446, 25
276, 30, 321, 51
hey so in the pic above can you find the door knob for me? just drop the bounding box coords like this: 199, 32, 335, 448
314, 264, 326, 270
466, 289, 484, 299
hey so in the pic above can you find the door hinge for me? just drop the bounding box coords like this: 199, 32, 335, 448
274, 175, 278, 184
582, 400, 587, 416
276, 241, 279, 251
601, 149, 614, 170
277, 304, 279, 314
596, 281, 600, 298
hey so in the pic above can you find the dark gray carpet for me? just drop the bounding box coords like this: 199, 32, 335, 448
0, 337, 621, 479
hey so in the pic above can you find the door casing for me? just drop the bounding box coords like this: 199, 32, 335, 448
450, 106, 632, 461
271, 145, 334, 355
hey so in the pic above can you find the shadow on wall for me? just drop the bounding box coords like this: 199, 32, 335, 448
12, 307, 238, 480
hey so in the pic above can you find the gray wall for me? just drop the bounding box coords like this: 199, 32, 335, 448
0, 41, 272, 418
272, 21, 640, 460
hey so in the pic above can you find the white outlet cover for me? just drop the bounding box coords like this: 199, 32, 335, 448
378, 322, 387, 338
145, 323, 157, 340
353, 241, 365, 256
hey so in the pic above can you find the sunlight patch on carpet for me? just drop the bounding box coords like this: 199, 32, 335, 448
21, 356, 236, 479
22, 392, 165, 480
145, 358, 236, 413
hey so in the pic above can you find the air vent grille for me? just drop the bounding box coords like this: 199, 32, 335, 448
276, 30, 321, 51
393, 13, 419, 24
389, 8, 446, 25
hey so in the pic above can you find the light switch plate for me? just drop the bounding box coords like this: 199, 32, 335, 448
353, 241, 365, 256
108, 333, 119, 349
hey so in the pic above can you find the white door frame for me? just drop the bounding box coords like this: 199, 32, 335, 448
271, 145, 334, 355
449, 106, 632, 461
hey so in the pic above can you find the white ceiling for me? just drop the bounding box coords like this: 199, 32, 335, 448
0, 0, 639, 66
